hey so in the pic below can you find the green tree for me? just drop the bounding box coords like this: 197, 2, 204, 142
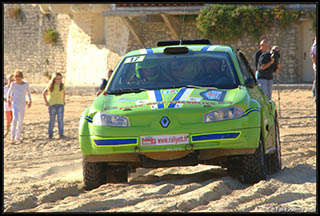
196, 4, 316, 42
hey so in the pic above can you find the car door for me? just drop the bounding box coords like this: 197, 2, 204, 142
237, 51, 275, 149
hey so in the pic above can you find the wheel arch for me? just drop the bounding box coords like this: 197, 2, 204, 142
248, 99, 262, 128
79, 107, 91, 136
268, 99, 277, 117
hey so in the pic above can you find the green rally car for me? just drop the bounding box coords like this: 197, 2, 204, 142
79, 39, 281, 190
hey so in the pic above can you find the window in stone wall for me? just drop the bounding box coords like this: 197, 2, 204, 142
92, 13, 105, 44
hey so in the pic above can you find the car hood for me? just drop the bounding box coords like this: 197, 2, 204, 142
93, 87, 247, 117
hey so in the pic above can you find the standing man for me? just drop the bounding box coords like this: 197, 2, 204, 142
256, 45, 281, 100
254, 39, 270, 79
96, 69, 113, 96
310, 36, 317, 103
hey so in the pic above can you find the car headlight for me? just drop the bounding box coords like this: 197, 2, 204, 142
204, 106, 244, 123
92, 112, 129, 127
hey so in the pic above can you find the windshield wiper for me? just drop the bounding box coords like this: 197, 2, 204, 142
107, 88, 148, 95
169, 85, 218, 89
185, 85, 218, 89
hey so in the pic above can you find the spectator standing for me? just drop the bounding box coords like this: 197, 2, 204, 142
310, 36, 317, 103
4, 74, 15, 137
96, 69, 113, 96
254, 39, 270, 79
42, 72, 66, 139
256, 45, 281, 100
7, 71, 32, 142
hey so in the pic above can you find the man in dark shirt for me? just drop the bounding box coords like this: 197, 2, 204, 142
96, 69, 113, 96
254, 39, 270, 78
257, 45, 280, 99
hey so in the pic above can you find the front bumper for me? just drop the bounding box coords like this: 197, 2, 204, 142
80, 127, 260, 156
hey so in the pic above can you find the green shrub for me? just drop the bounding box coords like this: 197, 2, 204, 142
273, 5, 301, 29
196, 4, 316, 41
8, 6, 21, 19
43, 28, 59, 45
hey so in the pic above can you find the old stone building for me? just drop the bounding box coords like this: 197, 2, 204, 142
3, 3, 316, 86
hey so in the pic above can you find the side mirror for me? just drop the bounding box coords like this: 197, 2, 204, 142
245, 78, 256, 88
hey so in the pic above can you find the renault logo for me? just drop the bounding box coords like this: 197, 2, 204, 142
160, 116, 170, 128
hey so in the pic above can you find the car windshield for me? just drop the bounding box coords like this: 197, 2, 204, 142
107, 51, 240, 93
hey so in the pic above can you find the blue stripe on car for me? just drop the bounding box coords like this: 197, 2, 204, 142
85, 118, 92, 123
94, 139, 138, 145
241, 107, 260, 117
146, 48, 153, 54
168, 88, 187, 108
201, 46, 210, 51
154, 90, 164, 109
192, 133, 240, 142
242, 109, 260, 117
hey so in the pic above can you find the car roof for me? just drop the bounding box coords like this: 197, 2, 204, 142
125, 44, 234, 57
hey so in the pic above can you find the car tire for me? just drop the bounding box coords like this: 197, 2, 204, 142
223, 157, 241, 176
238, 132, 267, 184
83, 157, 106, 190
105, 165, 128, 183
266, 118, 282, 174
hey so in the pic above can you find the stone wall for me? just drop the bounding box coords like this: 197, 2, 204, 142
104, 16, 130, 70
64, 12, 110, 85
4, 4, 310, 86
4, 4, 114, 86
214, 24, 300, 83
125, 15, 301, 83
4, 4, 71, 84
126, 15, 201, 51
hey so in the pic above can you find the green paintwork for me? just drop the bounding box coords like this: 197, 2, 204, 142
79, 44, 277, 157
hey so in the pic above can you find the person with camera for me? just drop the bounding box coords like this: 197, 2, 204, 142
254, 39, 270, 78
256, 45, 281, 100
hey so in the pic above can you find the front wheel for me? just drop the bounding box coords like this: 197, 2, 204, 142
238, 132, 267, 184
82, 157, 106, 190
105, 165, 128, 183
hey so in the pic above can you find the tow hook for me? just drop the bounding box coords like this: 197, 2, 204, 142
185, 143, 194, 151
134, 146, 141, 153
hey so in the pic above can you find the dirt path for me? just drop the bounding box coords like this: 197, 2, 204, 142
3, 89, 316, 212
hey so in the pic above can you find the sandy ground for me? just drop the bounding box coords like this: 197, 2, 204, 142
3, 89, 317, 213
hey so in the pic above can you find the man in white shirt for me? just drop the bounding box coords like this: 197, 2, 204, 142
310, 36, 317, 103
7, 71, 32, 142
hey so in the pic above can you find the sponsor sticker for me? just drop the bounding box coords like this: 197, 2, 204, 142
187, 97, 202, 102
200, 90, 226, 101
119, 104, 144, 110
104, 106, 118, 111
168, 88, 194, 109
117, 98, 137, 102
141, 134, 189, 146
124, 55, 145, 64
136, 100, 149, 105
162, 89, 178, 94
147, 90, 164, 109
